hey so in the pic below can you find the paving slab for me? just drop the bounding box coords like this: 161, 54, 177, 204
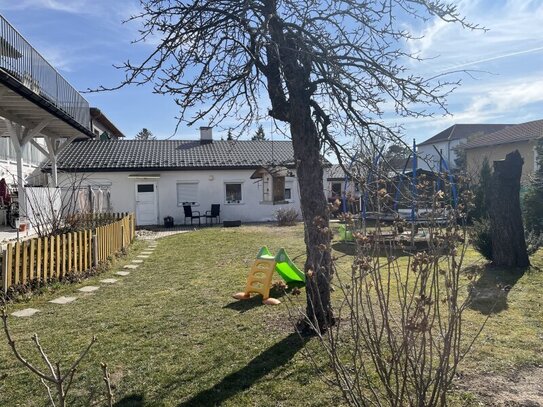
100, 279, 118, 284
49, 296, 77, 305
132, 259, 144, 264
124, 264, 139, 269
116, 271, 130, 276
78, 286, 100, 293
12, 308, 40, 317
137, 255, 150, 259
141, 252, 153, 255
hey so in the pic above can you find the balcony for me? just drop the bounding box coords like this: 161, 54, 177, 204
0, 14, 92, 137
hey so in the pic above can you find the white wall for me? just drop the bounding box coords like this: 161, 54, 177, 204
0, 137, 48, 184
417, 139, 463, 171
58, 169, 302, 225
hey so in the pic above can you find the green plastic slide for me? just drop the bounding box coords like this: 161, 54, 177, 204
257, 246, 306, 285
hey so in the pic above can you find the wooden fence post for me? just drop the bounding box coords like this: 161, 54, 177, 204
92, 234, 98, 267
29, 239, 35, 281
6, 243, 12, 289
1, 249, 7, 294
21, 241, 28, 284
14, 242, 20, 286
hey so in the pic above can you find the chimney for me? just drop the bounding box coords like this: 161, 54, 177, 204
199, 126, 213, 144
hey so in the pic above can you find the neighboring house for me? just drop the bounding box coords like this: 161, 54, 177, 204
325, 164, 363, 201
463, 119, 543, 184
53, 128, 310, 225
417, 124, 511, 171
90, 107, 125, 139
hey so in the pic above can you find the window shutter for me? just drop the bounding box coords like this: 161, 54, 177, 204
273, 176, 285, 202
177, 182, 199, 204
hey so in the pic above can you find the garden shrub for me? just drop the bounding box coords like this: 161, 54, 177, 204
525, 230, 543, 256
471, 218, 492, 260
275, 208, 299, 226
471, 158, 492, 221
523, 140, 543, 234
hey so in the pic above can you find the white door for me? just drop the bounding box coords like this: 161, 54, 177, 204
135, 183, 158, 225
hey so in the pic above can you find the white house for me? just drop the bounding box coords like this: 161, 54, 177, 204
90, 107, 125, 140
54, 128, 307, 225
417, 124, 512, 171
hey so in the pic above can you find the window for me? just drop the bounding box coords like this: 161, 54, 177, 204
225, 183, 242, 203
177, 182, 199, 206
137, 184, 154, 193
284, 180, 294, 201
331, 182, 342, 197
284, 187, 291, 200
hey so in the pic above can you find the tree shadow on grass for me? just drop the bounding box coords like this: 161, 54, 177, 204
223, 295, 264, 313
224, 287, 293, 313
177, 333, 307, 406
114, 394, 145, 406
467, 264, 525, 315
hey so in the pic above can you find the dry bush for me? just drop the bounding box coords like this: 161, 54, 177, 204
275, 208, 299, 226
1, 309, 114, 406
289, 175, 486, 406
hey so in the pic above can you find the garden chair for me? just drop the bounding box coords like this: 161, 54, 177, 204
183, 205, 201, 225
205, 204, 221, 225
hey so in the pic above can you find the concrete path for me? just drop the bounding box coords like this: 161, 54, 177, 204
115, 271, 130, 276
100, 279, 118, 284
9, 241, 157, 317
12, 308, 39, 317
49, 296, 77, 305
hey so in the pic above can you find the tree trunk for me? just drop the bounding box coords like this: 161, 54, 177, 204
289, 100, 334, 333
489, 150, 530, 268
262, 0, 333, 332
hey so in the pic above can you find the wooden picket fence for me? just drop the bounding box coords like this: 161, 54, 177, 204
1, 213, 136, 294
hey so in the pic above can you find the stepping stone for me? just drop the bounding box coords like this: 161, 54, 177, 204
49, 296, 76, 305
141, 252, 153, 255
132, 259, 144, 264
124, 264, 139, 269
100, 279, 118, 284
12, 308, 39, 317
137, 255, 150, 259
78, 286, 99, 293
116, 271, 130, 276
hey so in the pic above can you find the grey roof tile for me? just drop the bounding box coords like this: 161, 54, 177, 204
462, 119, 543, 149
55, 139, 297, 171
418, 124, 512, 146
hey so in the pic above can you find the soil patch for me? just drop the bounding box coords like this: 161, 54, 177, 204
458, 366, 543, 406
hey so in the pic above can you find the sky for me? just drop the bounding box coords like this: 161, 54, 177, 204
0, 0, 542, 143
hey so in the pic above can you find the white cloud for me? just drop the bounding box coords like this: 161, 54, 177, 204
0, 0, 94, 14
406, 0, 543, 74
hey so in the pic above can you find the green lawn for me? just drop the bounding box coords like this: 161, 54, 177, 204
0, 224, 542, 406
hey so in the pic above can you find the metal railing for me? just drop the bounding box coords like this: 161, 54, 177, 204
0, 15, 90, 129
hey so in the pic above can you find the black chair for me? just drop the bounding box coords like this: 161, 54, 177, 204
205, 204, 221, 225
183, 205, 201, 225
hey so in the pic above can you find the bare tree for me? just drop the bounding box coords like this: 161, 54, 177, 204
98, 0, 475, 332
1, 309, 108, 407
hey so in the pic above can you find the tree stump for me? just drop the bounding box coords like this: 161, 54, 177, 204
489, 150, 530, 268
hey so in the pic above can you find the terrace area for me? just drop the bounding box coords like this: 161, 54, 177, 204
0, 15, 92, 136
0, 14, 94, 223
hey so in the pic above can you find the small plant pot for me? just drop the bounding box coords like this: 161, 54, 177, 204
18, 223, 27, 232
